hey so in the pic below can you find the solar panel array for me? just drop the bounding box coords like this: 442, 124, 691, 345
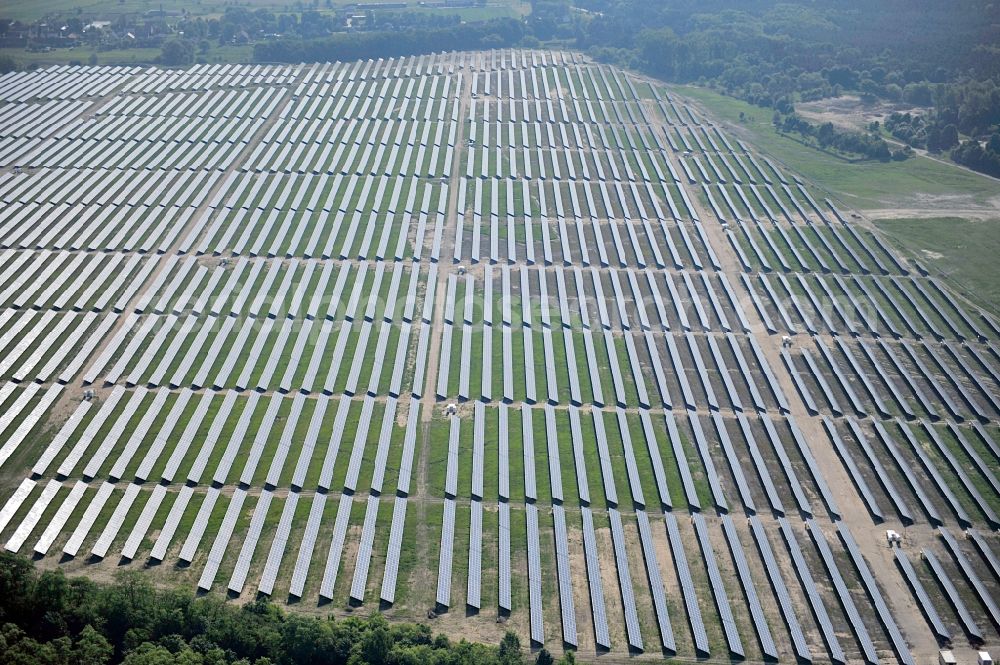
0, 48, 997, 662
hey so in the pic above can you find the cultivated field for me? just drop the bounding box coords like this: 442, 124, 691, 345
1, 0, 531, 23
0, 51, 999, 663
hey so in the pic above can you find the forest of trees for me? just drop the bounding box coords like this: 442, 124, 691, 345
0, 553, 570, 665
574, 1, 997, 100
882, 83, 1000, 175
573, 0, 1000, 174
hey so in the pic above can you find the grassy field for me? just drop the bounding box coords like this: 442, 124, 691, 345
0, 44, 254, 68
875, 216, 1000, 317
677, 85, 999, 211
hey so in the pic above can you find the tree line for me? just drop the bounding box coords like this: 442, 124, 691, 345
0, 552, 573, 665
774, 113, 906, 162
882, 80, 1000, 175
253, 18, 524, 64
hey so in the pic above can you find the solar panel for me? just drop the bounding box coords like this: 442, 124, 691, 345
498, 501, 512, 611
685, 333, 718, 410
781, 348, 844, 416
689, 513, 743, 657
57, 385, 126, 477
108, 387, 170, 481
932, 278, 988, 339
470, 402, 486, 498
179, 486, 221, 563
281, 492, 325, 597
548, 503, 577, 646
466, 499, 483, 609
688, 413, 728, 511
364, 396, 397, 493
920, 547, 979, 641
879, 341, 961, 418
436, 323, 453, 399
813, 338, 866, 417
210, 391, 263, 485
157, 389, 212, 481
256, 490, 298, 596
912, 422, 989, 526
129, 314, 182, 386
523, 502, 545, 644
119, 484, 167, 560
32, 480, 86, 556
777, 517, 844, 663
149, 485, 194, 561
522, 328, 537, 402
836, 418, 910, 522
498, 327, 514, 402
580, 506, 611, 649
539, 327, 561, 404
944, 343, 1000, 413
568, 406, 588, 504
623, 511, 672, 654
838, 524, 916, 665
132, 388, 193, 480
4, 478, 60, 553
699, 273, 730, 332
283, 397, 325, 486
379, 493, 409, 603
787, 416, 841, 519
746, 515, 810, 661
661, 511, 709, 656
436, 498, 456, 608
622, 333, 649, 407
943, 435, 998, 510
63, 481, 115, 557
938, 526, 1000, 632
967, 528, 1000, 583
343, 395, 376, 492
349, 494, 381, 602
80, 387, 147, 479
818, 417, 882, 521
797, 274, 838, 333
481, 324, 493, 401
893, 277, 946, 340
32, 399, 91, 476
859, 279, 908, 340
311, 395, 349, 491
198, 488, 247, 591
749, 338, 787, 415
871, 419, 943, 524
704, 318, 741, 392
598, 329, 626, 407
608, 508, 643, 651
805, 518, 879, 663
759, 415, 812, 515
319, 493, 354, 600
